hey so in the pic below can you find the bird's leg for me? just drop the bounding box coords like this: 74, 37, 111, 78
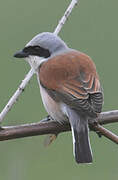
40, 115, 58, 146
39, 115, 53, 123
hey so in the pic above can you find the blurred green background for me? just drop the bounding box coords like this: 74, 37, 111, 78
0, 0, 118, 179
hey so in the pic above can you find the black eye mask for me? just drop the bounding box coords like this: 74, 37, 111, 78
23, 46, 51, 58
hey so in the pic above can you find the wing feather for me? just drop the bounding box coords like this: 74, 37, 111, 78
39, 51, 103, 115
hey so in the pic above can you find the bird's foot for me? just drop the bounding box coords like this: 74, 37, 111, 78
39, 115, 53, 123
40, 115, 58, 146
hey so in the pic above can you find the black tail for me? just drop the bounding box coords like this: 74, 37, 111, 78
66, 107, 93, 164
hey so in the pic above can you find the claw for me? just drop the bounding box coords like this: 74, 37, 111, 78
40, 115, 52, 123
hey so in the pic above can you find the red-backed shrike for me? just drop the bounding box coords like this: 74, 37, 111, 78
14, 32, 103, 164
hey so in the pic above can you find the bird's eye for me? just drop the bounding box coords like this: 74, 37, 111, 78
23, 46, 32, 53
34, 46, 40, 50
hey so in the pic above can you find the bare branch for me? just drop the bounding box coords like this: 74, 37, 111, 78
92, 124, 118, 144
0, 119, 70, 141
54, 0, 78, 35
97, 110, 118, 125
0, 110, 118, 144
0, 68, 35, 123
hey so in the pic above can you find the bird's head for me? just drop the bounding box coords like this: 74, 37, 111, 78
14, 32, 69, 70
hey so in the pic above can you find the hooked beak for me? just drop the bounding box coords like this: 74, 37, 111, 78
14, 50, 29, 58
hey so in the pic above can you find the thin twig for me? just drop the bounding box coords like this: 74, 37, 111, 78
92, 124, 118, 144
0, 110, 118, 143
0, 0, 78, 123
0, 68, 35, 123
54, 0, 78, 35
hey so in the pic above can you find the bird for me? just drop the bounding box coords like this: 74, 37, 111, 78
14, 32, 103, 164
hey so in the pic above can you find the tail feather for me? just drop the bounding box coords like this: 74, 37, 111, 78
66, 107, 93, 164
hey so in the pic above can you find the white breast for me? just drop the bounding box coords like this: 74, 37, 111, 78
25, 56, 46, 71
39, 83, 68, 123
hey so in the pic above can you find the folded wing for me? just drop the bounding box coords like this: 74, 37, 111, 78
39, 51, 103, 116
